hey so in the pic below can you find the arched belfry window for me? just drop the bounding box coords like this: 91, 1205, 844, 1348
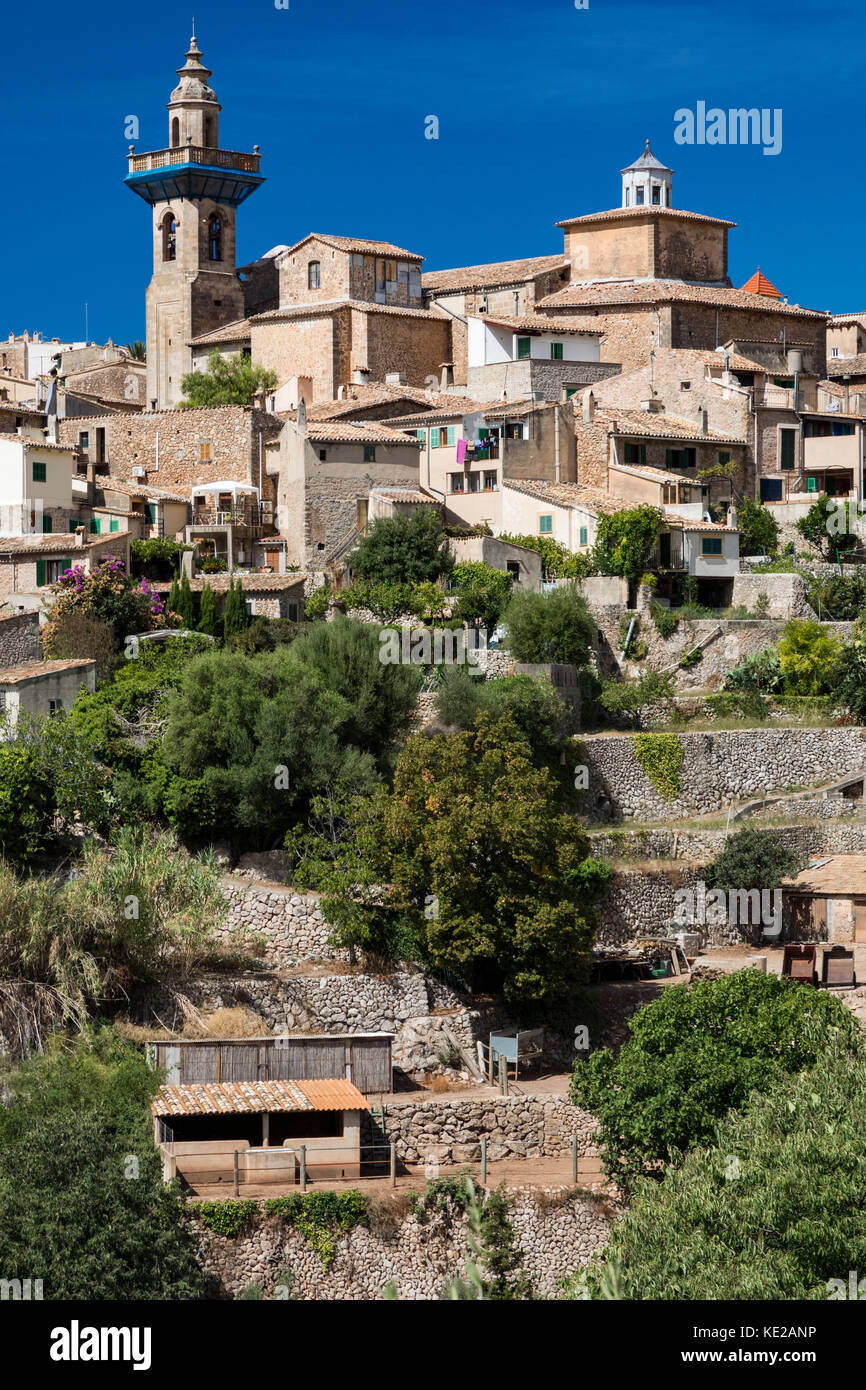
204, 116, 214, 147
171, 117, 180, 148
308, 261, 321, 290
162, 212, 177, 262
208, 213, 223, 262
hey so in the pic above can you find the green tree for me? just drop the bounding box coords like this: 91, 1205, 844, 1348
795, 496, 859, 560
777, 618, 841, 694
0, 745, 55, 864
571, 970, 860, 1185
177, 572, 196, 629
290, 714, 610, 1003
586, 1051, 866, 1299
597, 670, 675, 729
497, 533, 593, 580
737, 496, 779, 557
125, 341, 146, 361
502, 586, 594, 667
434, 668, 573, 769
222, 577, 247, 638
198, 580, 219, 637
0, 1030, 204, 1300
448, 561, 513, 635
41, 556, 163, 654
837, 620, 866, 718
349, 509, 453, 585
179, 349, 277, 408
591, 505, 664, 579
704, 825, 802, 907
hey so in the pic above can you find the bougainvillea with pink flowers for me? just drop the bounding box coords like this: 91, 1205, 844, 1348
42, 556, 178, 662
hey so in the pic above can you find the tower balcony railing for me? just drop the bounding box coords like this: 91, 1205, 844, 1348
128, 145, 261, 174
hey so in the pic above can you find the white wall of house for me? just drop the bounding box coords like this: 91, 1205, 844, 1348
467, 317, 600, 368
685, 529, 740, 578
0, 438, 75, 535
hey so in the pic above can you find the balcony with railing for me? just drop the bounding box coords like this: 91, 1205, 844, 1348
647, 532, 686, 571
127, 145, 261, 174
190, 505, 262, 536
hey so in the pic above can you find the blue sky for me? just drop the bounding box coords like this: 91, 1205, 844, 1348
4, 0, 862, 345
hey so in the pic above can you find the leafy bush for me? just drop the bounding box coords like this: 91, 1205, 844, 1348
778, 619, 842, 695
722, 646, 784, 694
585, 1052, 866, 1299
349, 508, 453, 585
497, 533, 593, 580
434, 668, 573, 770
0, 745, 55, 863
264, 1191, 369, 1268
737, 496, 779, 557
179, 349, 277, 408
0, 1030, 205, 1299
502, 586, 594, 667
570, 969, 862, 1185
448, 561, 513, 634
42, 557, 170, 655
130, 538, 188, 580
598, 671, 675, 728
650, 603, 679, 639
591, 505, 664, 579
705, 825, 803, 898
796, 496, 859, 559
194, 1200, 259, 1239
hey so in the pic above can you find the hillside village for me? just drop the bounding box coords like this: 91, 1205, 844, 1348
5, 33, 866, 1305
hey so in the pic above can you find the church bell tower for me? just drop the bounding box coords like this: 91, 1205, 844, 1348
125, 32, 264, 409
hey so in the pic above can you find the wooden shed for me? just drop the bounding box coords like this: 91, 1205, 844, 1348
146, 1032, 393, 1094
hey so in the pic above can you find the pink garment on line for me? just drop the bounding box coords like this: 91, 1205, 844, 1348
456, 438, 467, 465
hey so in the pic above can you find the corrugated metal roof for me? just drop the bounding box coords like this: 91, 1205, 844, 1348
152, 1078, 369, 1118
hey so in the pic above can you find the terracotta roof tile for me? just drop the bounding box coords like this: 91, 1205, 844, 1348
502, 479, 621, 514
152, 1078, 368, 1117
477, 312, 600, 336
591, 407, 747, 444
0, 658, 95, 684
0, 432, 77, 452
306, 420, 423, 446
537, 279, 826, 318
556, 206, 736, 229
252, 299, 447, 324
423, 254, 569, 294
279, 233, 423, 261
826, 355, 866, 377
739, 268, 782, 299
188, 318, 252, 347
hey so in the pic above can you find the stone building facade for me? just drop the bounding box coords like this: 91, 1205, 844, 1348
276, 234, 424, 309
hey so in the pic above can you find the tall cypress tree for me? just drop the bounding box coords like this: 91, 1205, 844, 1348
167, 576, 180, 617
198, 580, 218, 637
178, 572, 195, 629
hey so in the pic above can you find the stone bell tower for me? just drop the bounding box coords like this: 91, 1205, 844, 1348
125, 31, 264, 409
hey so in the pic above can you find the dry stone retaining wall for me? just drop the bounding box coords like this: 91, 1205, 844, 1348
376, 1094, 598, 1165
580, 726, 866, 821
193, 1186, 614, 1300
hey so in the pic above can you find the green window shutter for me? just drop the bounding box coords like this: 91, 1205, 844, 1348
69, 519, 78, 532
144, 503, 157, 524
89, 518, 101, 534
416, 429, 425, 441
446, 426, 456, 446
665, 448, 673, 468
806, 476, 817, 492
579, 525, 588, 546
36, 559, 46, 586
42, 514, 52, 533
110, 519, 120, 533
478, 428, 489, 440
517, 337, 531, 360
780, 430, 795, 470
640, 444, 647, 466
431, 428, 440, 448
32, 460, 46, 483
550, 342, 563, 360
539, 514, 553, 534
62, 557, 72, 572
685, 448, 696, 467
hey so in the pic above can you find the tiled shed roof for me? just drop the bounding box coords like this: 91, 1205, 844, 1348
537, 279, 826, 318
422, 254, 569, 294
152, 1078, 369, 1117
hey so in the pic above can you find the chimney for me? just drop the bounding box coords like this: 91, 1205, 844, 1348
582, 389, 595, 422
697, 405, 708, 434
640, 394, 663, 413
727, 503, 738, 529
440, 364, 454, 389
74, 526, 86, 548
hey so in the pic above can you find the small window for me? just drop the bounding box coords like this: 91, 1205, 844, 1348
162, 212, 177, 262
517, 337, 531, 360
483, 470, 497, 491
467, 472, 481, 493
539, 514, 553, 534
287, 602, 299, 622
701, 536, 723, 555
506, 561, 520, 579
718, 451, 731, 464
319, 449, 327, 461
199, 441, 213, 461
48, 699, 63, 714
550, 342, 563, 360
780, 429, 796, 470
680, 381, 691, 390
110, 519, 120, 533
207, 213, 222, 262
449, 474, 465, 493
78, 431, 89, 449
831, 347, 840, 358
245, 601, 254, 617
624, 442, 640, 464
308, 261, 321, 290
363, 445, 376, 463
32, 460, 46, 483
652, 186, 660, 205
144, 503, 157, 525
171, 116, 180, 148
579, 525, 588, 546
636, 187, 644, 205
89, 518, 101, 534
42, 514, 53, 533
